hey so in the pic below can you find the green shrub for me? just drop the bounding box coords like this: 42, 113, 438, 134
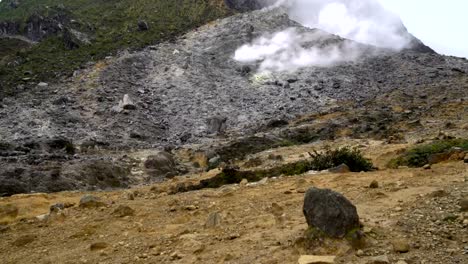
308, 146, 374, 172
388, 138, 468, 168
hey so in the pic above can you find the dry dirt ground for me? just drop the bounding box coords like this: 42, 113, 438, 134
0, 142, 467, 264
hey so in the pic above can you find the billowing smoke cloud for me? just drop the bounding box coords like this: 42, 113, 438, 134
285, 0, 410, 49
234, 0, 411, 72
235, 28, 363, 72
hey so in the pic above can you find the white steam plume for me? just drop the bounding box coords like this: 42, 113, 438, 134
285, 0, 410, 50
235, 0, 410, 73
235, 28, 362, 72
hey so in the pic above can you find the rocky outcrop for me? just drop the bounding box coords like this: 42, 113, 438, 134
0, 21, 20, 36
24, 13, 66, 42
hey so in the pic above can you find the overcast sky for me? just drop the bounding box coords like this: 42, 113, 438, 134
378, 0, 467, 58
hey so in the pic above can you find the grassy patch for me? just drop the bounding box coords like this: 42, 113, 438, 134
388, 138, 468, 168
308, 147, 375, 172
0, 0, 231, 97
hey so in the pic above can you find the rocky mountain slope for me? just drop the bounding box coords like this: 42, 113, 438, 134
0, 4, 467, 195
0, 1, 467, 263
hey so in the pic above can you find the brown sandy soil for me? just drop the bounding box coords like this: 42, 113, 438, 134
0, 142, 467, 264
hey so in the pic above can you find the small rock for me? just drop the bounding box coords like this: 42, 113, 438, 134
443, 213, 458, 221
36, 214, 49, 221
37, 82, 48, 87
430, 189, 448, 198
356, 250, 365, 257
205, 212, 222, 228
0, 224, 10, 233
369, 180, 379, 189
113, 205, 135, 217
185, 205, 197, 211
422, 164, 431, 170
395, 261, 408, 264
12, 235, 36, 247
79, 195, 106, 208
121, 94, 136, 110
50, 203, 65, 213
137, 20, 149, 31
90, 242, 109, 251
391, 239, 410, 253
257, 177, 268, 185
125, 192, 135, 200
298, 255, 336, 264
459, 199, 468, 212
367, 255, 389, 264
240, 178, 248, 186
328, 164, 350, 173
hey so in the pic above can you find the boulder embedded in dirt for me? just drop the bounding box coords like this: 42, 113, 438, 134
303, 187, 360, 238
79, 195, 106, 208
328, 164, 350, 173
144, 151, 178, 178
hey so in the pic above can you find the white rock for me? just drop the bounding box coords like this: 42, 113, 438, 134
298, 255, 335, 264
37, 82, 48, 87
36, 214, 49, 221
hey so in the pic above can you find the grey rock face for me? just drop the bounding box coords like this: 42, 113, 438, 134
303, 187, 360, 238
138, 20, 149, 31
224, 0, 272, 12
144, 152, 178, 179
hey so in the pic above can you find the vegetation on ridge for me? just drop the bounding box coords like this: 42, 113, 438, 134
388, 138, 468, 168
0, 0, 231, 97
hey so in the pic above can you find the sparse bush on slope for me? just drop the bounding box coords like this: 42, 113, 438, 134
388, 138, 468, 168
308, 146, 375, 172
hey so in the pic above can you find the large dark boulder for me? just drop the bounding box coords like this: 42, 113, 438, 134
303, 188, 360, 238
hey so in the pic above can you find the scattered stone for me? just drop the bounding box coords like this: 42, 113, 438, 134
125, 192, 135, 200
37, 82, 48, 87
367, 255, 389, 264
50, 203, 65, 213
328, 164, 350, 174
303, 188, 360, 238
120, 94, 136, 110
90, 242, 109, 251
12, 235, 36, 247
395, 261, 408, 264
443, 213, 458, 221
205, 212, 222, 228
185, 205, 197, 211
137, 20, 149, 31
356, 250, 365, 257
459, 199, 468, 212
79, 195, 106, 208
240, 178, 248, 186
298, 255, 336, 264
369, 180, 379, 189
430, 189, 448, 198
0, 224, 10, 234
392, 239, 410, 253
113, 205, 135, 217
36, 214, 49, 221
